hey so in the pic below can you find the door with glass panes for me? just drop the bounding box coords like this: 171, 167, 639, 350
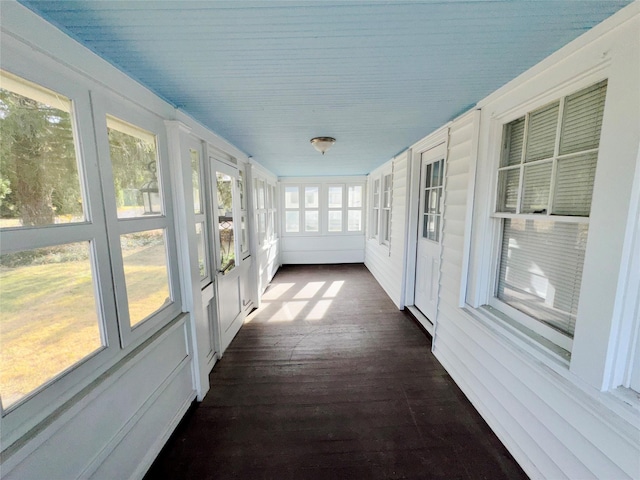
414, 144, 445, 322
211, 158, 244, 352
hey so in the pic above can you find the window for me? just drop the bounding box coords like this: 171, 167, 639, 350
347, 185, 363, 232
0, 70, 108, 412
190, 142, 211, 285
284, 185, 299, 233
371, 178, 380, 239
0, 66, 187, 433
382, 173, 393, 244
106, 116, 173, 329
282, 181, 365, 235
238, 166, 249, 258
491, 80, 607, 347
305, 186, 320, 232
327, 185, 343, 232
422, 160, 444, 242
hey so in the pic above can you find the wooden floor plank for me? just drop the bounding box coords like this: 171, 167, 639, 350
145, 264, 527, 479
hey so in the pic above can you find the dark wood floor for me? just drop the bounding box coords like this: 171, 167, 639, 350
145, 264, 528, 479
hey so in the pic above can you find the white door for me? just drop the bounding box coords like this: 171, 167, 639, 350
212, 159, 244, 353
414, 144, 445, 322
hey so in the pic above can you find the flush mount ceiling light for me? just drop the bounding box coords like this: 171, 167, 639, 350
310, 137, 336, 155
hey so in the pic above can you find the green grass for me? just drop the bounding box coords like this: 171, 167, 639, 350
0, 240, 170, 409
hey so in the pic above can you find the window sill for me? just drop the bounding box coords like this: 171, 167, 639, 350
463, 304, 571, 369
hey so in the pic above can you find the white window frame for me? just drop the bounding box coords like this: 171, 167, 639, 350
280, 179, 365, 236
370, 177, 381, 240
0, 61, 183, 445
381, 172, 393, 245
465, 58, 640, 393
91, 91, 183, 348
485, 83, 607, 353
188, 137, 213, 288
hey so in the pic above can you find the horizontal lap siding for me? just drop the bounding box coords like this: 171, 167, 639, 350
364, 154, 408, 309
434, 87, 639, 477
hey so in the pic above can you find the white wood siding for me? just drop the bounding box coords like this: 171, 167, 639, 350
2, 319, 195, 480
430, 7, 640, 479
365, 152, 409, 309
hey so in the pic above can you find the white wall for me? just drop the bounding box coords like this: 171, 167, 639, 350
279, 176, 366, 265
428, 5, 640, 479
364, 151, 409, 309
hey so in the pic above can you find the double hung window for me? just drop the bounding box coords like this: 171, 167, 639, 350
370, 179, 380, 239
0, 68, 181, 440
491, 80, 607, 347
382, 173, 393, 244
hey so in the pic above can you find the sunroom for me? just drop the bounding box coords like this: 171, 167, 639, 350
0, 1, 639, 479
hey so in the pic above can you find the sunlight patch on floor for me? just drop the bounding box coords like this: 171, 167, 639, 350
268, 300, 308, 322
262, 282, 294, 301
305, 299, 332, 320
323, 280, 344, 298
293, 281, 325, 299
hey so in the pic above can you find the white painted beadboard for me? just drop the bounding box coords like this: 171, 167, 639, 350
430, 8, 640, 478
281, 235, 365, 265
364, 152, 409, 309
2, 319, 196, 480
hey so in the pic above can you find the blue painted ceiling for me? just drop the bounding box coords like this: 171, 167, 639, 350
18, 1, 631, 177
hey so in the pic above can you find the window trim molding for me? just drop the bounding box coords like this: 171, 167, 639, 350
465, 50, 640, 391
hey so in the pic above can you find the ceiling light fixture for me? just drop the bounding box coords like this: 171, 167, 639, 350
310, 137, 336, 155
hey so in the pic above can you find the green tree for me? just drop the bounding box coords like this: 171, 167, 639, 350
0, 88, 82, 226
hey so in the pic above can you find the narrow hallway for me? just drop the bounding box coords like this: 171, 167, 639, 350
145, 264, 527, 479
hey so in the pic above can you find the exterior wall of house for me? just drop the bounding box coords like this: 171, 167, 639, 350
429, 6, 640, 479
364, 151, 410, 309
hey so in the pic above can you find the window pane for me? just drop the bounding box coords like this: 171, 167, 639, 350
195, 222, 207, 280
305, 186, 319, 208
328, 186, 342, 208
216, 172, 235, 274
107, 116, 161, 218
372, 208, 379, 237
240, 214, 248, 254
497, 168, 520, 213
525, 102, 559, 162
258, 212, 266, 238
328, 210, 342, 232
497, 219, 588, 337
305, 210, 319, 232
553, 152, 598, 217
426, 188, 440, 214
190, 148, 202, 214
0, 242, 102, 409
383, 210, 391, 241
383, 175, 392, 208
348, 185, 362, 208
560, 80, 607, 155
373, 179, 380, 207
0, 71, 86, 228
348, 210, 362, 231
121, 230, 172, 326
521, 162, 552, 214
238, 170, 246, 211
285, 211, 299, 232
502, 117, 525, 167
284, 186, 299, 209
257, 179, 265, 210
431, 160, 443, 187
